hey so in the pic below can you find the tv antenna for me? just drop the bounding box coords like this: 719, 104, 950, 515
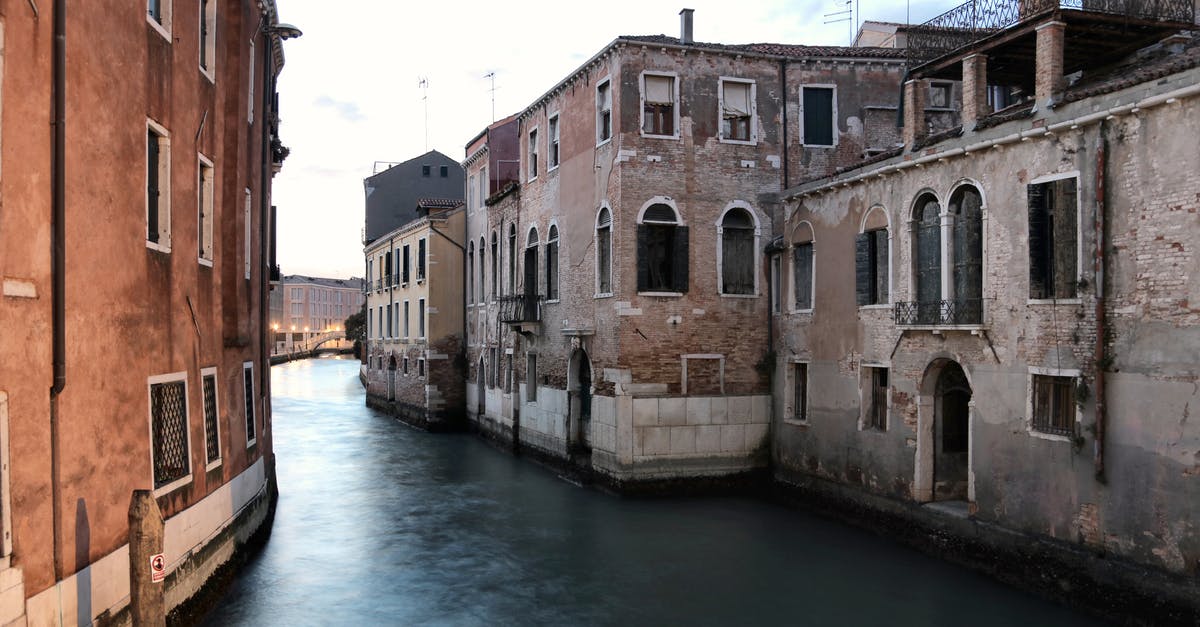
418, 77, 429, 151
484, 72, 497, 123
823, 0, 856, 44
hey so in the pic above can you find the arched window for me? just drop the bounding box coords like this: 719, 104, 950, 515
949, 185, 982, 322
913, 193, 942, 324
596, 207, 612, 295
792, 222, 814, 310
720, 208, 756, 295
467, 242, 475, 305
525, 227, 540, 298
490, 231, 498, 300
507, 224, 517, 295
637, 203, 687, 293
546, 224, 559, 300
479, 236, 486, 303
855, 206, 889, 306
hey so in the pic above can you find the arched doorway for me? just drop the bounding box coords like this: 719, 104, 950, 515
568, 348, 593, 453
915, 358, 973, 503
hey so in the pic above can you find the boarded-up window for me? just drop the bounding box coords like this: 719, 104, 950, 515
866, 367, 888, 430
793, 243, 813, 310
802, 87, 834, 146
597, 209, 612, 294
1032, 375, 1075, 436
721, 209, 755, 295
637, 204, 687, 292
855, 229, 889, 306
643, 75, 675, 136
546, 225, 559, 300
1028, 178, 1077, 299
722, 80, 753, 141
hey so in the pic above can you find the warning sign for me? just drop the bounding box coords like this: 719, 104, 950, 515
150, 553, 166, 583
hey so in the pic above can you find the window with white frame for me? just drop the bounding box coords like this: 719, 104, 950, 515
479, 237, 486, 302
247, 41, 256, 123
418, 358, 426, 378
417, 238, 427, 281
641, 73, 677, 137
720, 78, 755, 143
801, 85, 836, 147
468, 242, 475, 305
199, 0, 216, 79
244, 189, 252, 279
1030, 370, 1078, 437
1028, 176, 1078, 300
637, 203, 688, 293
243, 361, 256, 447
198, 155, 214, 264
201, 367, 221, 468
719, 207, 756, 295
508, 225, 517, 295
545, 225, 559, 301
149, 372, 190, 493
402, 244, 411, 283
147, 0, 172, 39
418, 298, 426, 338
855, 208, 889, 306
792, 223, 814, 311
403, 300, 410, 337
147, 120, 171, 251
596, 207, 612, 295
528, 127, 538, 181
479, 167, 488, 205
548, 114, 560, 170
596, 79, 612, 144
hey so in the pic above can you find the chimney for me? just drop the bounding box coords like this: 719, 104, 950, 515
680, 8, 694, 45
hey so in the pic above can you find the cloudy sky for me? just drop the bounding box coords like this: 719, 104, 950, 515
271, 0, 957, 279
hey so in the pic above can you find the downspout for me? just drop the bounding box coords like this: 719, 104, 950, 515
50, 0, 66, 582
1093, 120, 1107, 483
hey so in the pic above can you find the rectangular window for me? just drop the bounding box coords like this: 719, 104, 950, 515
386, 303, 393, 338
636, 222, 689, 293
864, 367, 888, 430
526, 354, 538, 402
528, 128, 538, 180
440, 165, 448, 178
793, 242, 813, 310
504, 354, 513, 394
418, 298, 426, 338
403, 301, 410, 337
147, 120, 171, 251
199, 0, 216, 78
855, 229, 889, 306
148, 372, 190, 493
793, 363, 809, 422
1028, 177, 1078, 300
1032, 374, 1076, 436
642, 74, 676, 137
147, 0, 172, 38
491, 235, 499, 299
545, 237, 559, 300
403, 357, 409, 375
244, 362, 256, 446
596, 80, 612, 144
244, 189, 252, 279
422, 164, 431, 177
802, 86, 835, 146
720, 79, 754, 142
402, 244, 411, 283
247, 41, 256, 123
479, 168, 488, 206
417, 239, 426, 281
771, 255, 781, 314
198, 155, 214, 264
468, 173, 476, 210
201, 367, 221, 467
548, 115, 560, 169
929, 82, 951, 108
418, 358, 426, 378
597, 212, 612, 295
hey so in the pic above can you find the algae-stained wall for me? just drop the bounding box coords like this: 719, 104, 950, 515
773, 65, 1200, 575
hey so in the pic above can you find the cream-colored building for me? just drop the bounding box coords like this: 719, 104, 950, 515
363, 201, 466, 429
270, 274, 364, 353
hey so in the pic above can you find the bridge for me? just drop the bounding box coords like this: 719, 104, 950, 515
308, 330, 346, 350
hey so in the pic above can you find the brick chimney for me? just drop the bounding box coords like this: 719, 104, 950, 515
903, 79, 928, 149
961, 54, 989, 129
1035, 21, 1066, 107
680, 8, 694, 45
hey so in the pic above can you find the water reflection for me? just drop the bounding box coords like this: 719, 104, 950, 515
204, 357, 1101, 626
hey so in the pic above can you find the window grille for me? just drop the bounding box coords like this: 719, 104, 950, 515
244, 365, 256, 444
202, 373, 220, 464
1033, 375, 1075, 436
794, 363, 808, 422
151, 380, 190, 488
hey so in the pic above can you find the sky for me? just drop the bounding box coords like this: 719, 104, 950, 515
271, 0, 958, 280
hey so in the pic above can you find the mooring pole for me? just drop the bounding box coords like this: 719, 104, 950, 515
128, 490, 165, 626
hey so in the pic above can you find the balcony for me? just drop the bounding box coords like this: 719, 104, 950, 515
894, 299, 984, 328
498, 294, 542, 333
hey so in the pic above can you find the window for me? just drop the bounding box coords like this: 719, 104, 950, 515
770, 255, 781, 314
508, 225, 517, 295
720, 208, 756, 295
146, 120, 171, 251
720, 79, 755, 143
199, 0, 216, 78
637, 203, 688, 293
504, 354, 513, 394
201, 367, 221, 468
479, 237, 486, 302
403, 357, 409, 375
596, 80, 612, 144
244, 189, 252, 279
1032, 374, 1076, 436
386, 303, 393, 337
418, 358, 426, 378
403, 301, 410, 337
422, 164, 431, 177
491, 232, 499, 300
468, 243, 475, 304
929, 82, 952, 108
524, 227, 540, 299
791, 222, 814, 311
548, 115, 560, 170
1028, 177, 1078, 300
642, 73, 676, 137
198, 155, 214, 264
528, 128, 538, 181
148, 372, 190, 493
244, 362, 256, 446
291, 287, 302, 300
864, 366, 888, 431
247, 41, 255, 123
950, 185, 983, 316
596, 208, 612, 295
801, 86, 835, 147
792, 363, 809, 422
418, 298, 426, 338
147, 0, 172, 39
546, 225, 559, 300
479, 167, 488, 205
440, 165, 448, 178
468, 174, 476, 210
855, 212, 889, 306
417, 239, 427, 281
913, 193, 942, 323
402, 244, 411, 283
526, 353, 538, 402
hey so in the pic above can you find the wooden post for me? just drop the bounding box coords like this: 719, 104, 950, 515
128, 490, 165, 627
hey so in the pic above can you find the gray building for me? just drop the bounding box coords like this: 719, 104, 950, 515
364, 150, 464, 244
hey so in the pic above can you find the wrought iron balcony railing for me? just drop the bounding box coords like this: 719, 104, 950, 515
894, 299, 984, 326
498, 294, 542, 324
906, 0, 1195, 61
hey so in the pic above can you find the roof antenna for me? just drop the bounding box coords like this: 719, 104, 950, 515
484, 72, 497, 123
418, 77, 429, 152
824, 0, 853, 45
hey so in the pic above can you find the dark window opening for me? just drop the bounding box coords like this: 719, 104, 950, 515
643, 75, 675, 136
722, 81, 752, 141
147, 129, 162, 244
150, 380, 189, 488
794, 363, 808, 422
721, 210, 755, 295
440, 165, 448, 178
421, 165, 431, 177
597, 82, 612, 143
1028, 178, 1078, 299
793, 242, 813, 309
202, 374, 219, 464
597, 209, 612, 294
546, 226, 559, 300
802, 87, 834, 146
637, 205, 687, 293
867, 367, 888, 430
855, 229, 889, 306
1032, 375, 1075, 436
243, 366, 256, 443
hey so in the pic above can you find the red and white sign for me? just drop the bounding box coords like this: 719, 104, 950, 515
150, 553, 166, 583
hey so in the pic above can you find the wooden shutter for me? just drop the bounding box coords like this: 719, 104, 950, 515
147, 131, 160, 243
636, 224, 651, 291
1052, 179, 1078, 298
794, 243, 813, 309
874, 230, 889, 304
803, 88, 834, 146
1028, 184, 1049, 299
672, 226, 689, 293
855, 233, 871, 306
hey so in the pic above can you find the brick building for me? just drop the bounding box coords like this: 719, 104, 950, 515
463, 10, 917, 485
0, 1, 295, 622
773, 0, 1199, 616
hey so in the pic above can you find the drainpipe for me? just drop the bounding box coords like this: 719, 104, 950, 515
1093, 121, 1107, 483
50, 0, 66, 582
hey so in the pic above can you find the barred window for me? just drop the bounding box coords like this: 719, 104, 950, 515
244, 362, 256, 446
202, 369, 221, 465
1032, 375, 1075, 436
149, 375, 190, 490
863, 366, 888, 431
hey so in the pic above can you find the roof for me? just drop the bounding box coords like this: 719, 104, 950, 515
1060, 34, 1200, 105
279, 275, 364, 289
417, 198, 466, 210
364, 150, 459, 183
619, 34, 909, 59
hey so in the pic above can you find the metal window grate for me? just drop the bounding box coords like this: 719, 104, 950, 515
1033, 375, 1075, 436
151, 381, 190, 488
244, 366, 256, 443
203, 374, 220, 463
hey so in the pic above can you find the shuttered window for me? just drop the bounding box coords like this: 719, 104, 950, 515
243, 363, 256, 446
643, 75, 675, 136
721, 209, 755, 295
1028, 178, 1078, 299
721, 80, 753, 142
793, 243, 813, 310
637, 204, 687, 293
490, 232, 499, 299
802, 87, 835, 146
528, 128, 538, 180
855, 229, 889, 306
915, 196, 942, 318
597, 208, 612, 294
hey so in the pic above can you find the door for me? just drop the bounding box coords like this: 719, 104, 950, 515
579, 356, 592, 450
934, 361, 970, 501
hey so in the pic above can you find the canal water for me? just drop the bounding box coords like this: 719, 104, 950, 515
203, 357, 1101, 626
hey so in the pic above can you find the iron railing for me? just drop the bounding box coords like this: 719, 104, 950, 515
907, 0, 1195, 61
498, 294, 542, 324
894, 298, 984, 326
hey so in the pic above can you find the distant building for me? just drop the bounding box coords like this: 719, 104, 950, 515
363, 150, 465, 244
270, 275, 365, 353
0, 2, 295, 622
